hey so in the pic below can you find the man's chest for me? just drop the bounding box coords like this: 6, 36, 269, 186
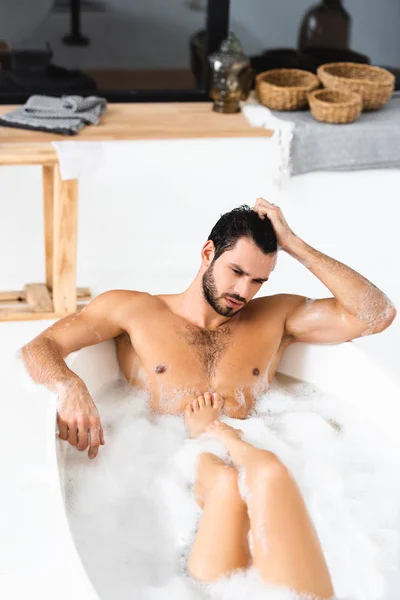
117, 312, 286, 416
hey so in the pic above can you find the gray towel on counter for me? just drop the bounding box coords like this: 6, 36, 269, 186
0, 95, 107, 135
243, 92, 400, 178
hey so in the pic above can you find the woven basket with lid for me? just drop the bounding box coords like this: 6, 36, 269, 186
256, 68, 320, 111
317, 62, 395, 110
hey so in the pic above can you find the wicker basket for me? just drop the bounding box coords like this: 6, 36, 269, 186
308, 89, 362, 124
256, 68, 320, 111
318, 62, 395, 111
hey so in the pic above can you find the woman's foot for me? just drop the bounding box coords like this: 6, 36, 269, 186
184, 392, 224, 438
206, 420, 273, 469
206, 420, 244, 444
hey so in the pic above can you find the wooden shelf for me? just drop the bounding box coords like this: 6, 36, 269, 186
0, 102, 273, 146
0, 144, 57, 166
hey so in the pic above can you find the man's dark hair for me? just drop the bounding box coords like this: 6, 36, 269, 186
207, 204, 277, 262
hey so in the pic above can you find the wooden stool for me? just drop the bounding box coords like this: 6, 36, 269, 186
0, 144, 91, 321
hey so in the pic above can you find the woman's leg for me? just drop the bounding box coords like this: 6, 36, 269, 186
184, 393, 250, 582
187, 451, 251, 582
207, 421, 335, 600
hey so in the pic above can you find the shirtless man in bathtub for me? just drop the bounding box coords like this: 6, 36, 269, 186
21, 197, 396, 599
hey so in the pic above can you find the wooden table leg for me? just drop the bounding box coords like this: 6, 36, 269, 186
0, 155, 90, 322
43, 165, 54, 292
52, 162, 79, 314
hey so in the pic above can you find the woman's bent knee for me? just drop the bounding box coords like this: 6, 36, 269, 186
245, 451, 291, 489
212, 464, 240, 494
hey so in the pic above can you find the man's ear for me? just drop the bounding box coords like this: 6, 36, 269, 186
201, 240, 215, 266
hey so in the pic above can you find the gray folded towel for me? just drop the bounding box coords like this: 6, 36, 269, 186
0, 95, 107, 135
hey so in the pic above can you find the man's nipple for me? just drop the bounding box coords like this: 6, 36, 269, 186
154, 363, 167, 374
253, 368, 260, 376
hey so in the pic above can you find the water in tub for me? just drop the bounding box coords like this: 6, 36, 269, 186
64, 373, 400, 600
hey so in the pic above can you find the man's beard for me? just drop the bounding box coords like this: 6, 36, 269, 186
202, 261, 241, 317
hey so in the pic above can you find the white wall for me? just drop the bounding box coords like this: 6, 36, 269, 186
24, 0, 400, 71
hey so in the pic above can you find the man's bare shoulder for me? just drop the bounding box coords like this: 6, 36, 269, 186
249, 293, 307, 318
246, 294, 309, 347
97, 289, 148, 301
92, 289, 163, 321
93, 289, 152, 312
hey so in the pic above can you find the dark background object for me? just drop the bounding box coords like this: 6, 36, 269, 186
248, 46, 369, 80
380, 66, 400, 91
202, 0, 230, 89
298, 0, 350, 51
249, 48, 317, 75
0, 64, 97, 95
54, 0, 108, 13
301, 46, 369, 68
0, 41, 12, 70
9, 41, 53, 70
190, 0, 230, 90
190, 30, 207, 89
62, 0, 90, 46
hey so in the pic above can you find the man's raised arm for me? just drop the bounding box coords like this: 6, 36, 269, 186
20, 290, 138, 458
253, 198, 396, 344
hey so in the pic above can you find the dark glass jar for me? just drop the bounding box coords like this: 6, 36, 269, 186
298, 0, 351, 51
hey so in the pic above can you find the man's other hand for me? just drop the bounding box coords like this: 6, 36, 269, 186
56, 379, 105, 459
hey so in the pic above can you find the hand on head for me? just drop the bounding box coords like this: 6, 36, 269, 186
253, 197, 297, 251
253, 197, 277, 220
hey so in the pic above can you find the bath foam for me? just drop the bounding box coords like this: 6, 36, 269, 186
64, 377, 400, 600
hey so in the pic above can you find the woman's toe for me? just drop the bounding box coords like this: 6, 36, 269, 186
212, 393, 224, 410
204, 392, 212, 407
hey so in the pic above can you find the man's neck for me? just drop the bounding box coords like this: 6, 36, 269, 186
178, 274, 235, 330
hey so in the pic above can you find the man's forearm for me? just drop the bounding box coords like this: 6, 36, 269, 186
286, 237, 396, 327
20, 336, 82, 394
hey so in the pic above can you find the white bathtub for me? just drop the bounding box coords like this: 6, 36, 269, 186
31, 339, 399, 600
